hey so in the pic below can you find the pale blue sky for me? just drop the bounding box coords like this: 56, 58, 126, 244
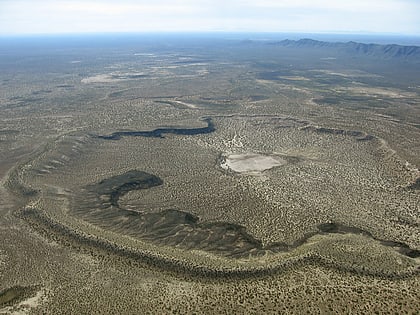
0, 0, 419, 35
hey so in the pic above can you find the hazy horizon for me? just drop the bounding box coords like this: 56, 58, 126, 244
1, 31, 420, 47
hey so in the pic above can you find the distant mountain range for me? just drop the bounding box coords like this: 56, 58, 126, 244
269, 38, 420, 59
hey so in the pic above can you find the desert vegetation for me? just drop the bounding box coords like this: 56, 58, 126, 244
0, 35, 419, 313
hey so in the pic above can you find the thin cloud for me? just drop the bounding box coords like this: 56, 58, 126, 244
0, 0, 418, 35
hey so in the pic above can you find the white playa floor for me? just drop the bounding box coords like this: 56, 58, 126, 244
221, 153, 286, 174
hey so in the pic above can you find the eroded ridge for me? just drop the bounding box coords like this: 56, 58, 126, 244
407, 177, 420, 190
96, 117, 214, 140
74, 170, 420, 258
17, 168, 420, 279
74, 170, 265, 258
0, 285, 40, 309
300, 125, 374, 141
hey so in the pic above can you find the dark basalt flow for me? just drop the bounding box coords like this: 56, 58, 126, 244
20, 206, 312, 279
20, 202, 420, 280
76, 171, 264, 257
71, 170, 419, 259
96, 117, 214, 140
0, 285, 39, 307
380, 241, 420, 258
301, 125, 374, 141
91, 170, 163, 207
407, 177, 420, 190
319, 223, 420, 258
318, 222, 372, 235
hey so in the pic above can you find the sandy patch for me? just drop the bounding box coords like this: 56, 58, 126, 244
81, 74, 116, 83
81, 72, 147, 84
338, 86, 415, 98
278, 76, 309, 81
312, 69, 382, 78
172, 100, 198, 109
221, 153, 286, 174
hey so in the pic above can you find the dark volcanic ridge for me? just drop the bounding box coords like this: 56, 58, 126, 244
301, 125, 375, 141
77, 170, 265, 258
0, 285, 40, 308
96, 117, 214, 140
407, 177, 420, 190
269, 38, 420, 59
67, 170, 420, 262
17, 169, 419, 279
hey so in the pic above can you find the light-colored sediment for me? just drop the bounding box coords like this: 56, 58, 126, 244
221, 153, 286, 174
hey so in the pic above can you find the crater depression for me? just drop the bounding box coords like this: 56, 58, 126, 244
12, 115, 420, 277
